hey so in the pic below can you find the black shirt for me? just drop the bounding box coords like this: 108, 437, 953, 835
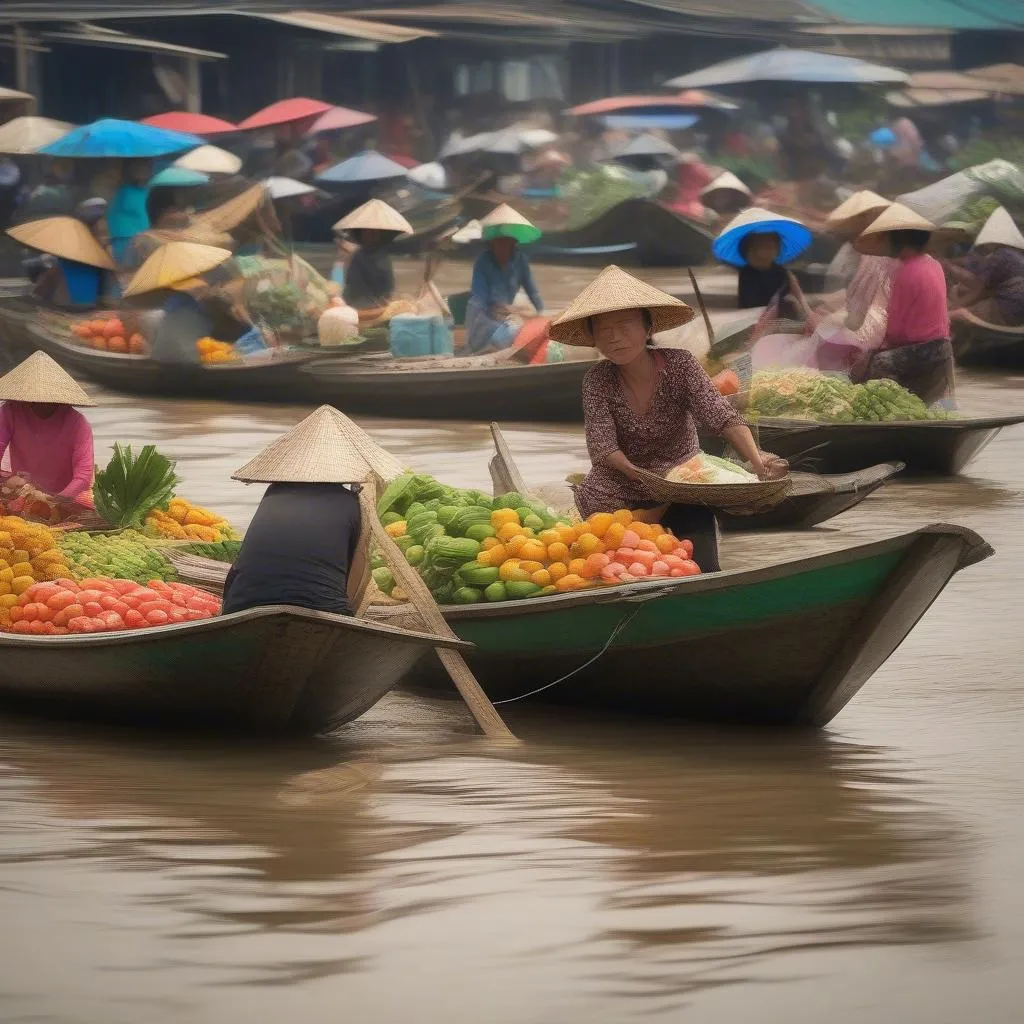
222, 483, 362, 617
343, 246, 396, 310
738, 263, 790, 309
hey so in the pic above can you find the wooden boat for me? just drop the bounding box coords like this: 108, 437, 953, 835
0, 605, 468, 733
951, 310, 1024, 367
488, 422, 902, 532
0, 300, 593, 419
391, 523, 991, 726
730, 415, 1024, 475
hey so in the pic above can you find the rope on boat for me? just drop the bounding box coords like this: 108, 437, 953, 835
492, 605, 645, 705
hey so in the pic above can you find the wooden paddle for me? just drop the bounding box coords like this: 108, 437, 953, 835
360, 476, 517, 743
687, 267, 715, 346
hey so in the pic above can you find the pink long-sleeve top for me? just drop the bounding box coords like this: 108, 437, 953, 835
0, 401, 94, 499
883, 253, 950, 348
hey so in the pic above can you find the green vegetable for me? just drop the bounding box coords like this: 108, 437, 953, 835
464, 523, 496, 542
493, 491, 523, 510
457, 563, 500, 587
448, 506, 491, 536
370, 551, 387, 571
453, 586, 483, 605
372, 566, 396, 596
395, 534, 415, 553
484, 581, 507, 602
380, 511, 404, 527
405, 544, 425, 566
522, 513, 544, 532
504, 581, 541, 600
436, 504, 462, 528
377, 474, 417, 517
426, 536, 481, 568
92, 443, 180, 530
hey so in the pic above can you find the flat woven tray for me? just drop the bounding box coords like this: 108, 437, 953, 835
632, 468, 791, 511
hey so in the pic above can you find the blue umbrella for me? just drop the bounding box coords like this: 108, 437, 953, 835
40, 118, 203, 159
149, 166, 210, 188
602, 114, 700, 132
713, 207, 813, 267
316, 151, 409, 185
666, 49, 909, 89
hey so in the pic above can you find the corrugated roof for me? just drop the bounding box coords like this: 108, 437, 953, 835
39, 21, 226, 59
804, 0, 1024, 29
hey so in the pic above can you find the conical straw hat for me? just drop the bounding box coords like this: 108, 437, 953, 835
7, 216, 114, 269
232, 406, 373, 484
174, 144, 242, 175
700, 171, 752, 198
195, 183, 269, 233
0, 351, 95, 406
325, 407, 408, 482
480, 203, 542, 244
825, 190, 891, 233
854, 202, 934, 256
333, 198, 413, 236
123, 241, 232, 297
548, 265, 695, 346
712, 206, 813, 267
973, 206, 1024, 251
0, 115, 73, 155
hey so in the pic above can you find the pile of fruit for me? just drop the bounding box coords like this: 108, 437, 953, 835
748, 370, 952, 423
145, 498, 239, 543
58, 530, 177, 585
177, 540, 241, 564
0, 473, 65, 524
71, 316, 146, 354
2, 577, 220, 635
196, 338, 239, 364
369, 473, 700, 605
0, 516, 73, 628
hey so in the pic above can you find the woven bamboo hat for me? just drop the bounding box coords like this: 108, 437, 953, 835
123, 241, 232, 297
174, 144, 243, 175
7, 216, 115, 270
700, 171, 752, 199
854, 203, 935, 256
480, 203, 542, 244
548, 265, 695, 346
233, 406, 381, 484
825, 190, 891, 235
196, 182, 269, 233
0, 351, 95, 406
333, 198, 413, 237
973, 206, 1024, 251
0, 115, 73, 155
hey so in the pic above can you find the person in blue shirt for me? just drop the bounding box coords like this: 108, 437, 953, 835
107, 159, 153, 264
465, 204, 544, 354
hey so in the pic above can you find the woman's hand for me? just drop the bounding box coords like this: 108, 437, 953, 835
753, 451, 789, 480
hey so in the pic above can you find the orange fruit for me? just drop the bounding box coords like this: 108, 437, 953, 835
583, 552, 610, 578
547, 562, 568, 582
498, 559, 532, 583
481, 536, 501, 551
612, 509, 634, 526
554, 573, 587, 592
497, 522, 524, 543
546, 541, 570, 564
518, 560, 545, 575
491, 509, 520, 529
632, 521, 654, 541
575, 532, 602, 555
537, 529, 561, 546
568, 557, 588, 578
585, 512, 614, 538
636, 539, 659, 554
603, 522, 626, 549
505, 534, 531, 556
531, 569, 552, 587
655, 533, 676, 554
520, 540, 547, 562
555, 524, 578, 545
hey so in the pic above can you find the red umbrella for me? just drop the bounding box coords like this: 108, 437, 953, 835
305, 105, 377, 135
237, 97, 334, 131
566, 91, 737, 116
142, 111, 237, 135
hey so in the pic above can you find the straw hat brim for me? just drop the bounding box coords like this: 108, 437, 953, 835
480, 204, 540, 244
232, 405, 377, 484
333, 199, 413, 236
7, 216, 115, 270
713, 208, 813, 267
854, 203, 935, 256
825, 190, 891, 234
973, 206, 1024, 251
0, 351, 96, 406
123, 242, 233, 298
548, 264, 695, 346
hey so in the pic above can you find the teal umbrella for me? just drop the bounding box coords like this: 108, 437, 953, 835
149, 166, 210, 188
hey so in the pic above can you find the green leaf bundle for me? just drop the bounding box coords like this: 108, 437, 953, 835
92, 443, 181, 529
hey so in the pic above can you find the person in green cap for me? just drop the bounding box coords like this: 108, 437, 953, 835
465, 203, 544, 354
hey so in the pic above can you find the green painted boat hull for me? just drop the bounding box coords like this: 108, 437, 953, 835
401, 525, 990, 726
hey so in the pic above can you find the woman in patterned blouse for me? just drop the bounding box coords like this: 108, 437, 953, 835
549, 266, 787, 571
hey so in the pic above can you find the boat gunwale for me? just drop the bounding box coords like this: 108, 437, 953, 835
787, 461, 904, 496
749, 413, 1024, 431
0, 603, 472, 651
301, 352, 595, 382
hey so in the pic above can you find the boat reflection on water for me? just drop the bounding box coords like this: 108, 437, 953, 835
0, 705, 973, 1008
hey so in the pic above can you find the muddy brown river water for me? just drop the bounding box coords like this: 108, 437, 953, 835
1, 263, 1023, 1022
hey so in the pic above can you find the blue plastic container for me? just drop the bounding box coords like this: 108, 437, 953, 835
389, 315, 435, 357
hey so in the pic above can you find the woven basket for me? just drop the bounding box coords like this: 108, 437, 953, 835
632, 468, 791, 511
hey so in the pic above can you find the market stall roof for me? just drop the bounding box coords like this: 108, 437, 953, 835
965, 64, 1024, 95
305, 106, 377, 135
264, 176, 317, 200
567, 91, 738, 116
142, 112, 237, 135
36, 22, 225, 60
0, 116, 73, 155
666, 48, 909, 89
234, 10, 435, 44
238, 97, 333, 131
7, 215, 115, 270
40, 118, 202, 159
316, 151, 409, 185
174, 145, 242, 176
887, 89, 995, 109
802, 0, 1024, 29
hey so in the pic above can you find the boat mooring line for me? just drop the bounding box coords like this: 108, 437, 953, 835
493, 605, 645, 705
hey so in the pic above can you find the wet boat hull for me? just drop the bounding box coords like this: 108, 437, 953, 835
951, 312, 1024, 368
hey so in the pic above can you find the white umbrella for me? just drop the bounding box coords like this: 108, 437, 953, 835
408, 162, 448, 190
175, 144, 242, 175
0, 116, 74, 155
264, 176, 318, 200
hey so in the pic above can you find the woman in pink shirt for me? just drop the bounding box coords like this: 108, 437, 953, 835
0, 351, 96, 502
851, 204, 954, 406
